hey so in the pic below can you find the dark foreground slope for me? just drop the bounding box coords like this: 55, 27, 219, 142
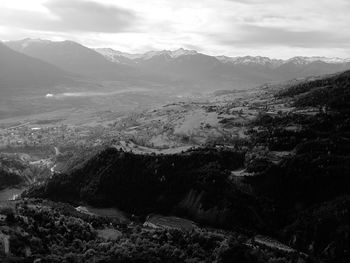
0, 153, 51, 190
251, 70, 350, 208
24, 70, 350, 262
0, 199, 309, 263
247, 70, 350, 262
27, 149, 276, 231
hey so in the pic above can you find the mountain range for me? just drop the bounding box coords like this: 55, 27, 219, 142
95, 47, 350, 88
2, 38, 350, 95
5, 38, 138, 81
0, 41, 73, 95
96, 47, 350, 66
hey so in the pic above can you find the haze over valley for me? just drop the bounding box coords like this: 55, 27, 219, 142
1, 38, 350, 121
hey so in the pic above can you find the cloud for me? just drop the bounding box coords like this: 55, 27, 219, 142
44, 0, 137, 32
0, 0, 349, 59
215, 25, 350, 48
0, 0, 137, 33
225, 0, 260, 4
225, 0, 282, 5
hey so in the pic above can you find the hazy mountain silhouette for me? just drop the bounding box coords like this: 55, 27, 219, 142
0, 41, 72, 96
97, 47, 350, 89
3, 38, 350, 94
6, 39, 138, 80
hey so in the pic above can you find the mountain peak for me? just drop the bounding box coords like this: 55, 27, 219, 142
95, 47, 198, 61
287, 56, 350, 64
170, 48, 198, 58
95, 48, 144, 61
216, 55, 284, 67
215, 55, 350, 66
12, 38, 52, 50
20, 38, 51, 43
5, 38, 86, 52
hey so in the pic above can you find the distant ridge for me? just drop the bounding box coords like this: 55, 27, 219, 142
5, 38, 138, 80
3, 38, 350, 91
0, 41, 72, 93
95, 46, 350, 88
96, 47, 350, 66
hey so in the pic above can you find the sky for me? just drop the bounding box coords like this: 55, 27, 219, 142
0, 0, 349, 59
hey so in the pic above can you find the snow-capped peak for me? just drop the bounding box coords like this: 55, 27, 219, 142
95, 48, 197, 61
287, 56, 350, 65
216, 55, 350, 66
95, 46, 350, 66
216, 55, 284, 67
142, 48, 198, 60
170, 48, 198, 58
95, 48, 144, 62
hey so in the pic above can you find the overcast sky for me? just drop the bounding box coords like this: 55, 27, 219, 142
0, 0, 349, 58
